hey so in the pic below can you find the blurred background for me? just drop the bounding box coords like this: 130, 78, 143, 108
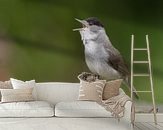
0, 0, 162, 106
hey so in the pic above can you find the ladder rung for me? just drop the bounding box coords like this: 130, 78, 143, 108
134, 48, 147, 51
133, 91, 152, 93
133, 74, 150, 76
133, 61, 149, 63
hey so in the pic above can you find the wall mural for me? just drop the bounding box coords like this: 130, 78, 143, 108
0, 0, 162, 112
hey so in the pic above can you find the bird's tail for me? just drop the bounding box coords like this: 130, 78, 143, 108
123, 77, 139, 99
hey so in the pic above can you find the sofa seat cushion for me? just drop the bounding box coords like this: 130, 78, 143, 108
55, 101, 112, 117
0, 101, 54, 117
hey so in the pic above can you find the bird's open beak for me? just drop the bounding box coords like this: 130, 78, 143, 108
73, 18, 87, 31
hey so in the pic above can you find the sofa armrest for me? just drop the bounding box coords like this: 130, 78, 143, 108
123, 101, 133, 123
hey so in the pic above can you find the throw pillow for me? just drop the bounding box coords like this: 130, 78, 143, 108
103, 79, 123, 100
78, 74, 106, 102
0, 80, 13, 101
10, 78, 35, 89
0, 80, 12, 89
1, 88, 34, 103
10, 78, 37, 100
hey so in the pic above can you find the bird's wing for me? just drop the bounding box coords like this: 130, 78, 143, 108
110, 53, 129, 76
105, 45, 130, 77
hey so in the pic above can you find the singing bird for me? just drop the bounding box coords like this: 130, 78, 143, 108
73, 17, 138, 98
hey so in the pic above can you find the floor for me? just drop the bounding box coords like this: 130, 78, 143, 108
0, 114, 162, 130
134, 122, 163, 130
134, 114, 163, 130
0, 117, 134, 130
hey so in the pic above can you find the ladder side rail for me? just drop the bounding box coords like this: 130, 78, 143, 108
131, 35, 134, 100
146, 35, 157, 124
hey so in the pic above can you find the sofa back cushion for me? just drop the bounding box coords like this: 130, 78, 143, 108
36, 82, 79, 105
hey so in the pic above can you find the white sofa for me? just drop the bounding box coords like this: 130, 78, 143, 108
0, 82, 133, 130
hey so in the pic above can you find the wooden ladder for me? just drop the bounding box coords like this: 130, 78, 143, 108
131, 34, 157, 125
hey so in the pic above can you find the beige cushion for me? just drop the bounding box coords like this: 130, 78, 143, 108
0, 80, 12, 89
1, 88, 34, 103
103, 79, 123, 100
0, 80, 12, 101
78, 76, 106, 102
10, 78, 37, 100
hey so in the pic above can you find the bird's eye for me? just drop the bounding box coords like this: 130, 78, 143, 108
89, 22, 93, 26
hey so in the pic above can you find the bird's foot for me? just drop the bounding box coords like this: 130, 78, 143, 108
93, 74, 101, 80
